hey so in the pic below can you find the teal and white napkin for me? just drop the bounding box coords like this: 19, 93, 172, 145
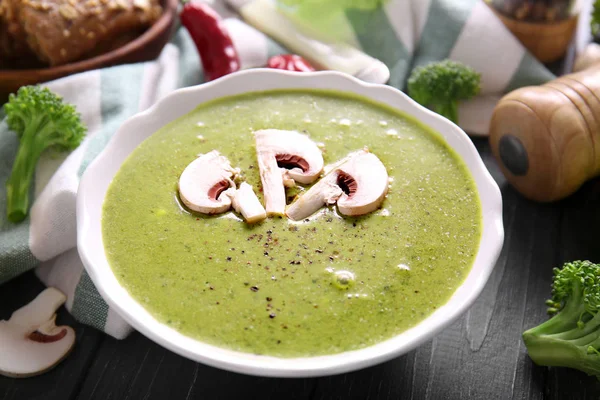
0, 0, 555, 338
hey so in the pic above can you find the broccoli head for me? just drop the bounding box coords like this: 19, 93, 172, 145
407, 59, 481, 124
4, 85, 86, 223
523, 260, 600, 379
592, 0, 600, 36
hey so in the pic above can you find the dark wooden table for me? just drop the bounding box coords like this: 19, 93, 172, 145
1, 137, 600, 400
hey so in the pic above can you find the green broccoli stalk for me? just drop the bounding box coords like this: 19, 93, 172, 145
523, 260, 600, 379
407, 60, 481, 124
4, 86, 86, 223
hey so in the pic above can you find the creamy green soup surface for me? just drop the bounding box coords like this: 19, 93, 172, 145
102, 90, 482, 357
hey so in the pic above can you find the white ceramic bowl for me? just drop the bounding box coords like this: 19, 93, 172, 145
77, 69, 504, 377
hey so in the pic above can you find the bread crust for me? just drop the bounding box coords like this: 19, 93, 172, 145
21, 0, 162, 65
0, 0, 39, 64
1, 0, 162, 67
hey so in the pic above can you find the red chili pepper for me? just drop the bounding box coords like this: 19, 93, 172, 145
267, 54, 316, 72
180, 1, 240, 81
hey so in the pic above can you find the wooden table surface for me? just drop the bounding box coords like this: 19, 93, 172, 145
1, 136, 600, 400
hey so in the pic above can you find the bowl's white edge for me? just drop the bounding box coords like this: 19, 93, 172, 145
77, 69, 504, 378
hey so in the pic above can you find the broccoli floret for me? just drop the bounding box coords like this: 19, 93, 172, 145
4, 86, 86, 223
523, 260, 600, 379
592, 0, 600, 37
407, 60, 481, 124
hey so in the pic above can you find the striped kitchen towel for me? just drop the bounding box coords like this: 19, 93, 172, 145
0, 0, 557, 338
231, 0, 559, 134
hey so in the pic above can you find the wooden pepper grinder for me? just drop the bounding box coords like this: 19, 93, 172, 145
489, 65, 600, 202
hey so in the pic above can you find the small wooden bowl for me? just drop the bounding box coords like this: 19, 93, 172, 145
0, 0, 178, 101
490, 7, 578, 63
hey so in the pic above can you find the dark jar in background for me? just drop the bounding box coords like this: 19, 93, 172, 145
485, 0, 579, 63
488, 0, 576, 23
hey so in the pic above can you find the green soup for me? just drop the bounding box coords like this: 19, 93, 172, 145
102, 90, 481, 357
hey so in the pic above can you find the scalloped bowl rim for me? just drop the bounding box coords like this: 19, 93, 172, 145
77, 69, 504, 378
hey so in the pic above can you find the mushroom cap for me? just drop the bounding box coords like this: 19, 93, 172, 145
254, 129, 324, 184
336, 151, 389, 216
0, 288, 75, 378
178, 150, 238, 214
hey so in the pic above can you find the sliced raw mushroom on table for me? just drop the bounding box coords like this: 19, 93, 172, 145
178, 150, 266, 223
254, 129, 324, 216
0, 288, 76, 378
286, 149, 389, 220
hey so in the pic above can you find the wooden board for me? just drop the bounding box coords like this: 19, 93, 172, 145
2, 139, 600, 399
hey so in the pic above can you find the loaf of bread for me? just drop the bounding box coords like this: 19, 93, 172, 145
21, 0, 162, 65
0, 0, 162, 67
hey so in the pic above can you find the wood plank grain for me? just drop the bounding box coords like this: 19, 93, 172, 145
417, 191, 558, 400
0, 271, 103, 400
74, 331, 316, 400
544, 178, 600, 400
307, 350, 422, 400
4, 140, 600, 400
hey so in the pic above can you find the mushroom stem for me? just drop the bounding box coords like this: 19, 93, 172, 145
229, 182, 267, 223
254, 129, 324, 216
256, 147, 287, 216
285, 174, 343, 221
0, 288, 76, 378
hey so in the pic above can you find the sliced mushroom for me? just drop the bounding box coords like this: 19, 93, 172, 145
229, 182, 267, 223
178, 150, 239, 214
0, 288, 76, 378
255, 129, 324, 216
284, 174, 343, 221
286, 149, 388, 220
336, 151, 389, 216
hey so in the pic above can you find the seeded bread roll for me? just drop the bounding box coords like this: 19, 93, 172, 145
0, 0, 38, 64
20, 0, 162, 66
0, 16, 9, 60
